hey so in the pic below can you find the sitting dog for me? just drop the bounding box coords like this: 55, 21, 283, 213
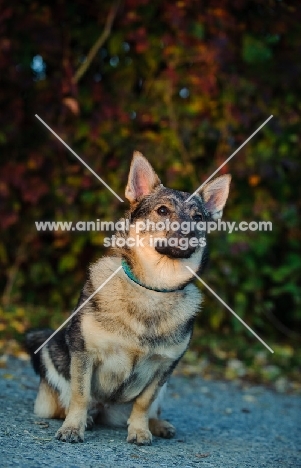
26, 152, 231, 445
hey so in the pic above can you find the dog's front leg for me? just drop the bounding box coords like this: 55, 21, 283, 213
55, 353, 93, 443
127, 378, 161, 446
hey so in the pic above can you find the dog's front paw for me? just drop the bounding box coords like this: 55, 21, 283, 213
149, 419, 176, 439
127, 427, 152, 446
55, 426, 84, 443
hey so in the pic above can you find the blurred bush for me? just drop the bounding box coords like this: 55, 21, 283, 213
0, 1, 300, 352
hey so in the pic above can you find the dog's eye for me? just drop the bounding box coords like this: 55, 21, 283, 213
157, 206, 170, 216
194, 213, 203, 221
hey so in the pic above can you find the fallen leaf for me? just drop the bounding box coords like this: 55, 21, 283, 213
249, 175, 260, 186
63, 97, 80, 115
34, 421, 49, 428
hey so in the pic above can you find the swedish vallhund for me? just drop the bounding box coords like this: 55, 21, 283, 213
26, 152, 231, 445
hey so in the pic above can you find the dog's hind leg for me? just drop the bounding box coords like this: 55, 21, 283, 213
34, 379, 66, 419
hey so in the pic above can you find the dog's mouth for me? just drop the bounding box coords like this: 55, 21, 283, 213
155, 244, 196, 259
154, 232, 197, 259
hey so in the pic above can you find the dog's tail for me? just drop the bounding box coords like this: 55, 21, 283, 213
24, 328, 53, 375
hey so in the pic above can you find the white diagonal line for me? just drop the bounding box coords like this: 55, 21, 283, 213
186, 115, 273, 202
34, 266, 122, 354
186, 266, 274, 353
35, 114, 124, 203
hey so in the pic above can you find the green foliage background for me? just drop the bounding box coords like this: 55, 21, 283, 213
0, 1, 300, 375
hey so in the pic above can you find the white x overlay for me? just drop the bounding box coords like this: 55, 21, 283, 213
34, 266, 122, 354
186, 115, 273, 202
35, 114, 124, 202
186, 266, 274, 353
34, 114, 274, 355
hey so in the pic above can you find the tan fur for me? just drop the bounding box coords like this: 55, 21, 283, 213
56, 354, 93, 442
34, 380, 65, 419
54, 255, 200, 443
89, 256, 201, 332
42, 347, 71, 409
28, 152, 231, 445
126, 377, 159, 445
125, 225, 205, 290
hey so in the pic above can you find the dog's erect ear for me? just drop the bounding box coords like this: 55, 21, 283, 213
125, 151, 161, 203
201, 174, 231, 220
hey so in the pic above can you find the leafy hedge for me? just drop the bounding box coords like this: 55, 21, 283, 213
1, 1, 300, 350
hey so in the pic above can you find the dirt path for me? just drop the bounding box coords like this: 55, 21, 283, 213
0, 356, 300, 468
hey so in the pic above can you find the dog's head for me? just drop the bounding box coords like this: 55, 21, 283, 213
121, 152, 231, 290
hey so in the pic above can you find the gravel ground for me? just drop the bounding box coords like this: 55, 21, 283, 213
0, 356, 300, 468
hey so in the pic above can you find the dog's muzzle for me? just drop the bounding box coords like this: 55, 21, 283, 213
154, 230, 197, 259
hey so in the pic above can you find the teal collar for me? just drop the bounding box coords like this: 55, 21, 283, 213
121, 259, 183, 293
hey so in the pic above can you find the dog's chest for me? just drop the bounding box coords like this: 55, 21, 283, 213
83, 283, 200, 403
83, 311, 190, 403
90, 337, 187, 403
